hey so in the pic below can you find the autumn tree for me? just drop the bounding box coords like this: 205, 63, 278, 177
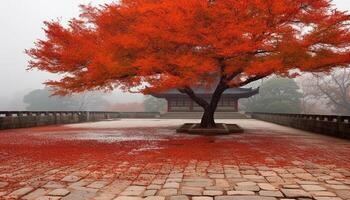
27, 0, 350, 128
299, 68, 350, 115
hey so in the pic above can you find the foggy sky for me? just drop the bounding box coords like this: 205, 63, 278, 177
0, 0, 349, 108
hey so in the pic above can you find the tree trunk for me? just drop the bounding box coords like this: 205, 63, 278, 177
200, 106, 216, 128
178, 77, 229, 129
200, 80, 228, 128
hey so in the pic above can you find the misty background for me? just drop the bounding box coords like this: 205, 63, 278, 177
0, 0, 350, 113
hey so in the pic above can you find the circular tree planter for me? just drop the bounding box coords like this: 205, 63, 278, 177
176, 123, 244, 135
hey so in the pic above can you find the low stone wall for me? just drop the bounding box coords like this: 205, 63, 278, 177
250, 113, 350, 139
0, 111, 159, 130
119, 112, 160, 118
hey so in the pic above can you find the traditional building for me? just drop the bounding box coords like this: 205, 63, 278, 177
151, 87, 259, 112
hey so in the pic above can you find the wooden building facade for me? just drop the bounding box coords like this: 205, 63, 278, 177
152, 88, 259, 112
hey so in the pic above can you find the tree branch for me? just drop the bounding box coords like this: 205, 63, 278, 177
230, 74, 268, 88
178, 87, 209, 108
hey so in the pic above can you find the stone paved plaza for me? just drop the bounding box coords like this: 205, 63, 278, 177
0, 119, 349, 200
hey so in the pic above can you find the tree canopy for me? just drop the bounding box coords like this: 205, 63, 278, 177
26, 0, 350, 127
27, 0, 350, 95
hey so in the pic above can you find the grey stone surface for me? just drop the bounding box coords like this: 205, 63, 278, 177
48, 188, 71, 196
7, 187, 34, 198
281, 189, 311, 198
158, 189, 178, 196
215, 196, 277, 200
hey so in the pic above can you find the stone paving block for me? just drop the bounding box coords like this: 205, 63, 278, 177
283, 185, 300, 189
180, 186, 203, 196
325, 180, 343, 185
114, 196, 144, 200
266, 176, 284, 183
147, 185, 162, 190
94, 193, 116, 200
143, 190, 157, 196
36, 196, 62, 200
235, 185, 260, 192
62, 175, 82, 183
193, 196, 213, 200
241, 170, 258, 175
259, 171, 278, 177
297, 181, 319, 185
169, 173, 183, 179
215, 179, 230, 188
294, 173, 316, 181
288, 168, 307, 174
209, 174, 225, 179
215, 196, 277, 200
158, 189, 178, 196
169, 195, 189, 200
310, 191, 336, 197
259, 190, 284, 197
145, 196, 165, 200
68, 179, 91, 189
0, 182, 8, 188
314, 197, 343, 200
281, 189, 312, 198
328, 184, 350, 190
22, 188, 49, 200
152, 179, 166, 185
183, 178, 213, 187
103, 180, 132, 195
226, 190, 255, 195
300, 184, 326, 191
69, 186, 98, 193
203, 190, 224, 196
87, 181, 109, 189
167, 178, 182, 183
120, 186, 146, 196
258, 183, 277, 191
279, 199, 296, 200
334, 190, 350, 199
236, 181, 256, 186
48, 188, 71, 197
242, 175, 265, 182
7, 186, 34, 198
164, 182, 180, 189
0, 191, 7, 197
225, 174, 242, 178
43, 181, 65, 189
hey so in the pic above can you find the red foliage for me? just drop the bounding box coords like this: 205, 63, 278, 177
0, 125, 349, 192
26, 0, 350, 95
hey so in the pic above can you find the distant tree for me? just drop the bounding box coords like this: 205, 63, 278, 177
143, 96, 167, 112
107, 102, 145, 112
300, 68, 350, 115
241, 78, 302, 113
23, 88, 108, 111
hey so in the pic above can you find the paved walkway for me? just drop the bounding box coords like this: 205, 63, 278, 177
0, 119, 349, 200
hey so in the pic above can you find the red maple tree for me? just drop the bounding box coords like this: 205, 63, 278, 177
27, 0, 350, 127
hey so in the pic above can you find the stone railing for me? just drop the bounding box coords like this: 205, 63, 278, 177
249, 113, 350, 139
0, 111, 160, 130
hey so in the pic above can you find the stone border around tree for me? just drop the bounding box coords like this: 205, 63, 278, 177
176, 123, 244, 135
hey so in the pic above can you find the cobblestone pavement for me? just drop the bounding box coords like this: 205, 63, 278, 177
0, 119, 349, 200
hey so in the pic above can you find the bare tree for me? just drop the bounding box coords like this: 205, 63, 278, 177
298, 68, 350, 115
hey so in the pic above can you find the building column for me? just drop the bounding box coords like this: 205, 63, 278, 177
167, 99, 171, 112
190, 100, 193, 112
234, 99, 238, 112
